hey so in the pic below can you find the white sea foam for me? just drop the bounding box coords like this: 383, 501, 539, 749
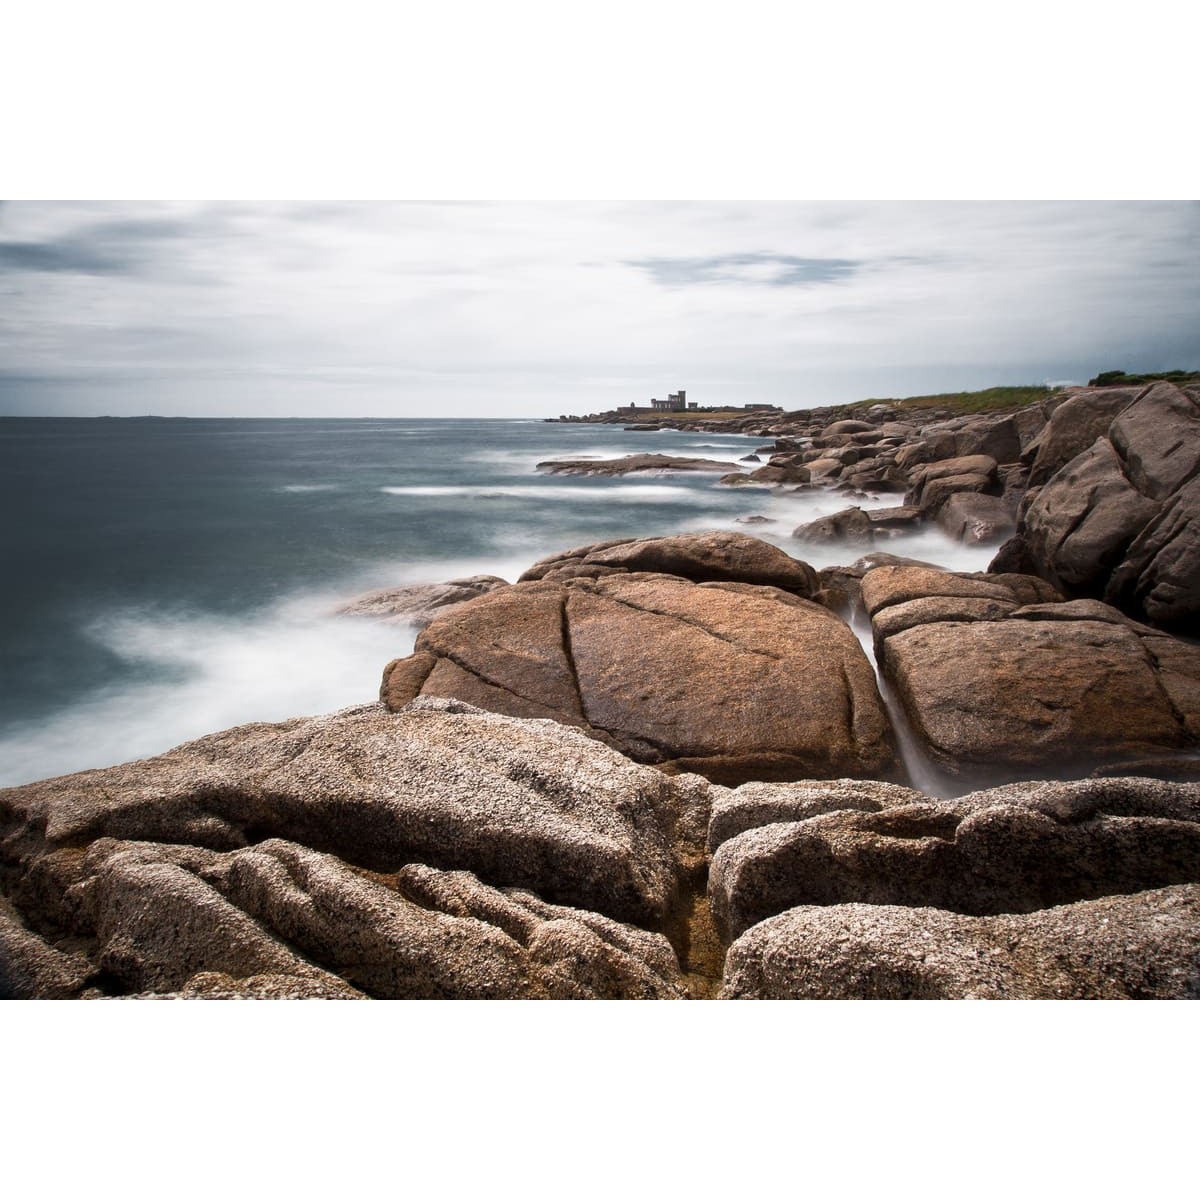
0, 596, 411, 788
279, 484, 338, 493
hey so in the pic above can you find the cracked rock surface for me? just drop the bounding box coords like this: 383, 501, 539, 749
862, 564, 1200, 780
1, 699, 705, 999
381, 569, 897, 786
993, 381, 1200, 631
5, 715, 1199, 1000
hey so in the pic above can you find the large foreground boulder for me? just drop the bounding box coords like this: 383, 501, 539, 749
0, 699, 703, 999
382, 570, 897, 786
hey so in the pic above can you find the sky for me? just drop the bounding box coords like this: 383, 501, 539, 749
1, 200, 1197, 418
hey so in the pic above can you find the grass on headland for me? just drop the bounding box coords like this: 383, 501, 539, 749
863, 385, 1055, 414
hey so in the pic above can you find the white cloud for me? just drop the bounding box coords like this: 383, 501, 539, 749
0, 200, 1196, 415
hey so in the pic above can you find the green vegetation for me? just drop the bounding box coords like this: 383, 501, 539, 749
1088, 369, 1200, 387
865, 385, 1055, 414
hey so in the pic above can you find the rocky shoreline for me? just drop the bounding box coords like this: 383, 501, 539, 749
3, 380, 1199, 999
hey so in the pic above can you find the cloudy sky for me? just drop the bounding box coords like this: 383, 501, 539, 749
0, 200, 1196, 418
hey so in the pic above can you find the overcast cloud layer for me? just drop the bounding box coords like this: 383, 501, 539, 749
0, 201, 1196, 417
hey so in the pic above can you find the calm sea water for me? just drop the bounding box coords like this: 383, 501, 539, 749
0, 417, 990, 786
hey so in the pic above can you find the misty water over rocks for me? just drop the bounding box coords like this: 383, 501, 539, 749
0, 417, 995, 786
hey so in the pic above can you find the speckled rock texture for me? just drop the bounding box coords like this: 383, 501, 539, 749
720, 886, 1200, 999
0, 699, 703, 999
708, 775, 1200, 940
862, 564, 1200, 779
381, 567, 897, 786
992, 382, 1200, 631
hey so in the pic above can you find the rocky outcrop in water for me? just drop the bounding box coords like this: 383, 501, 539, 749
336, 575, 510, 629
534, 453, 736, 476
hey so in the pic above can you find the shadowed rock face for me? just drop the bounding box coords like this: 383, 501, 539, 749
382, 571, 898, 787
5, 700, 1200, 1000
708, 776, 1200, 940
992, 382, 1200, 631
862, 565, 1200, 779
0, 699, 702, 1000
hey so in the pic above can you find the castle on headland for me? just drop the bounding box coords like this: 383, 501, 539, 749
651, 390, 693, 412
613, 387, 781, 417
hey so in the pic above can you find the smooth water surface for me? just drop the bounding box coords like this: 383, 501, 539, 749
0, 417, 991, 785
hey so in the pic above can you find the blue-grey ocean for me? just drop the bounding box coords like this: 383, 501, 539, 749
0, 417, 991, 787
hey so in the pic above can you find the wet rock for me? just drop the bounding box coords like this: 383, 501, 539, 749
721, 886, 1200, 999
865, 505, 922, 532
935, 492, 1016, 544
535, 454, 737, 476
792, 506, 874, 545
747, 463, 811, 485
336, 575, 509, 630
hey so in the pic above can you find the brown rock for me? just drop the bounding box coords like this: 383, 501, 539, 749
720, 886, 1200, 999
534, 454, 737, 476
878, 613, 1193, 777
1023, 386, 1141, 486
709, 776, 1200, 938
384, 572, 897, 786
1, 700, 697, 930
792, 506, 874, 545
935, 492, 1016, 544
1105, 475, 1200, 631
337, 576, 509, 630
0, 894, 93, 999
1020, 437, 1161, 594
519, 531, 819, 594
1107, 381, 1200, 501
954, 415, 1022, 464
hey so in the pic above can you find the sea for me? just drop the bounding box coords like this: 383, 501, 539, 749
0, 416, 995, 788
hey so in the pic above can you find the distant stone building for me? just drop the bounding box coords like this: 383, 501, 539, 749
651, 389, 688, 412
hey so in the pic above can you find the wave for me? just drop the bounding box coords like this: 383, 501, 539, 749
279, 484, 339, 493
0, 597, 409, 788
